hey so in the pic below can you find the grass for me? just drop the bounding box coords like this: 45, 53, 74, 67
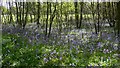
2, 33, 120, 66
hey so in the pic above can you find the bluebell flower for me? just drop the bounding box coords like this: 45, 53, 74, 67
59, 56, 62, 60
107, 36, 111, 40
103, 49, 109, 54
43, 58, 48, 63
97, 42, 103, 48
113, 45, 118, 50
36, 34, 40, 39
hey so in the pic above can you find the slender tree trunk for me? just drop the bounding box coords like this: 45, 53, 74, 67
102, 2, 105, 23
23, 2, 29, 29
15, 2, 19, 25
32, 2, 36, 23
91, 2, 97, 34
79, 2, 83, 28
108, 2, 113, 27
116, 0, 120, 55
7, 2, 9, 24
117, 2, 120, 38
45, 2, 49, 36
48, 3, 57, 37
9, 2, 12, 24
74, 1, 79, 28
19, 2, 22, 26
112, 2, 115, 27
22, 1, 25, 29
37, 2, 40, 28
59, 2, 62, 34
97, 2, 100, 33
30, 3, 33, 23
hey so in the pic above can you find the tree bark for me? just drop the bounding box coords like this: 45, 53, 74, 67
117, 2, 120, 38
48, 3, 57, 37
9, 2, 13, 24
97, 2, 100, 33
22, 1, 25, 29
45, 2, 49, 36
15, 2, 19, 25
37, 2, 40, 28
79, 2, 83, 28
23, 2, 29, 29
74, 2, 79, 28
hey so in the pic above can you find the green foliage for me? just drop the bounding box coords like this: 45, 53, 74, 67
1, 2, 120, 67
2, 34, 119, 66
1, 6, 7, 14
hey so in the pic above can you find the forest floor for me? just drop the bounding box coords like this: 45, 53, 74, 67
2, 23, 120, 66
2, 23, 119, 45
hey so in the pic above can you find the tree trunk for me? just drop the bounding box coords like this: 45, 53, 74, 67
23, 2, 29, 29
74, 2, 79, 28
48, 3, 57, 37
22, 1, 25, 29
37, 2, 40, 28
19, 2, 22, 26
79, 2, 83, 28
9, 2, 12, 24
45, 2, 49, 36
117, 2, 120, 38
97, 2, 100, 33
15, 2, 19, 25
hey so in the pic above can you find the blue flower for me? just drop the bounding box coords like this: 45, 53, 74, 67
103, 49, 109, 54
97, 42, 103, 48
59, 56, 62, 60
43, 58, 48, 63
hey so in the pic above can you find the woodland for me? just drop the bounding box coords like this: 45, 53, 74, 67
1, 1, 120, 66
